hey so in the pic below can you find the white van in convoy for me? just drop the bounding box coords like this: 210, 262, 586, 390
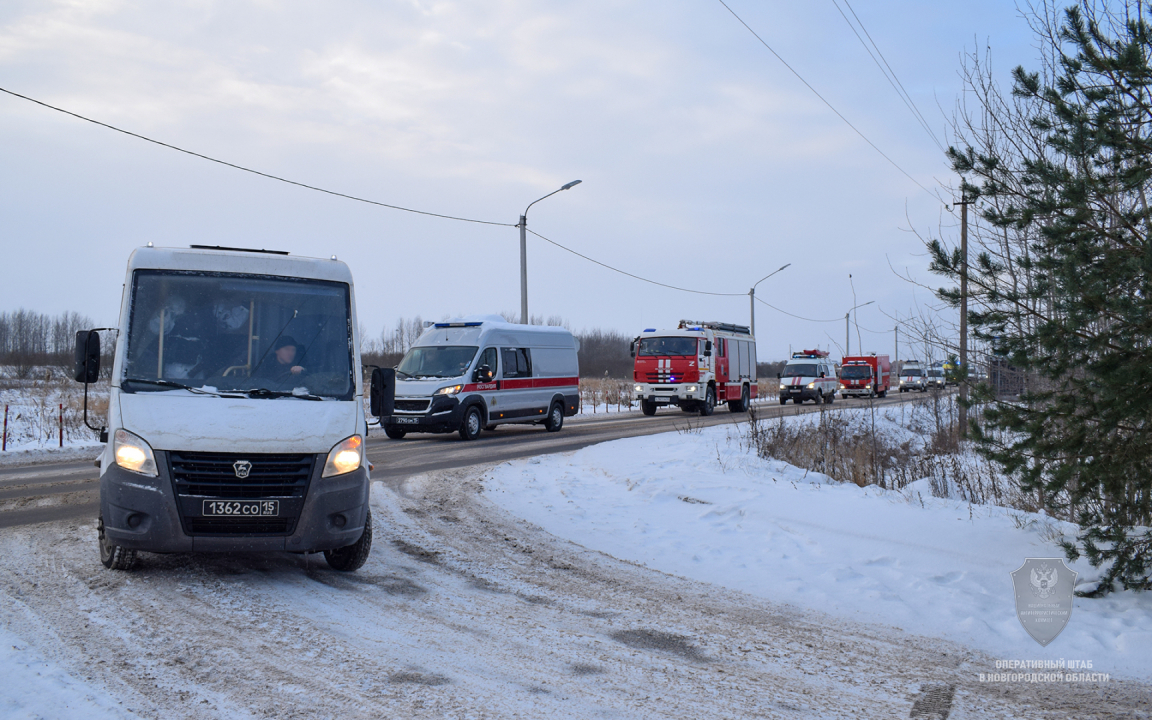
777, 349, 839, 404
382, 317, 580, 440
74, 245, 388, 572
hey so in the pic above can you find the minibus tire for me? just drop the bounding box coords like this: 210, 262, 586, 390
98, 517, 136, 571
545, 402, 564, 432
459, 406, 483, 440
384, 427, 407, 440
324, 508, 373, 572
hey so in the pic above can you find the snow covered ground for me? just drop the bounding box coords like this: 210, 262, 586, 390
483, 409, 1152, 682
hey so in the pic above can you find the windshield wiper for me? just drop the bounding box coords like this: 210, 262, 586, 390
122, 378, 245, 398
246, 388, 326, 401
395, 368, 414, 379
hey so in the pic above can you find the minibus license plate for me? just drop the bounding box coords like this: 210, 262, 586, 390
203, 500, 279, 517
395, 417, 419, 424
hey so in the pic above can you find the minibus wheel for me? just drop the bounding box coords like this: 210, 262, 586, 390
324, 508, 373, 572
459, 406, 483, 440
98, 517, 136, 571
545, 402, 564, 432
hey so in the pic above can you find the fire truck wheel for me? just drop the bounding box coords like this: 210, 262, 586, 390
728, 385, 749, 413
384, 427, 407, 440
544, 402, 564, 432
641, 399, 658, 416
878, 390, 887, 398
699, 387, 716, 416
459, 406, 483, 440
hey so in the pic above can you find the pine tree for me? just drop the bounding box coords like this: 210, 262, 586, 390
930, 1, 1152, 592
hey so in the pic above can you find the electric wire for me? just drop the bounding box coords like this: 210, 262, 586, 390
713, 0, 939, 201
0, 86, 515, 228
754, 295, 843, 323
527, 228, 745, 297
831, 0, 946, 153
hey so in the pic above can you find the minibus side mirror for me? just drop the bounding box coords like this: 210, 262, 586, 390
820, 371, 826, 378
474, 364, 494, 383
704, 341, 712, 357
370, 367, 396, 417
74, 330, 100, 384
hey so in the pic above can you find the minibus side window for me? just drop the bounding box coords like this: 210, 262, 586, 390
501, 348, 531, 378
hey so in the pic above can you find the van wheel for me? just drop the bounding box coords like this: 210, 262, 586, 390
699, 386, 716, 416
728, 384, 749, 413
324, 508, 373, 572
779, 397, 788, 405
459, 406, 483, 440
545, 402, 564, 432
384, 427, 406, 440
812, 391, 822, 405
825, 391, 834, 404
98, 517, 136, 571
641, 399, 658, 416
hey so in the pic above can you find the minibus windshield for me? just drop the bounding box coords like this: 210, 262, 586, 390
123, 270, 354, 400
397, 346, 478, 379
781, 363, 819, 378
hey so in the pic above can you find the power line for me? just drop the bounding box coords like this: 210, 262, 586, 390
832, 0, 945, 153
0, 86, 515, 228
528, 228, 745, 297
754, 295, 843, 323
713, 0, 940, 201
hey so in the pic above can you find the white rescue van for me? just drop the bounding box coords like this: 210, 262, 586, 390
382, 317, 580, 440
73, 245, 383, 572
777, 349, 838, 404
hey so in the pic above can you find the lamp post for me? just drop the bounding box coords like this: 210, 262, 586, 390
517, 180, 582, 324
845, 300, 874, 357
749, 263, 791, 337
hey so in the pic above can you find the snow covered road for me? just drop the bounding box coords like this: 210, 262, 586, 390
2, 461, 1148, 718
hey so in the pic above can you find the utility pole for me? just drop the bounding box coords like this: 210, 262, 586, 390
519, 215, 529, 324
956, 193, 974, 438
895, 324, 899, 363
845, 313, 850, 357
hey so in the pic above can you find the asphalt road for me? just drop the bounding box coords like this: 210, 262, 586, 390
0, 390, 930, 529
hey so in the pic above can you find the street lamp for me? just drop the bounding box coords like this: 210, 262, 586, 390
845, 300, 874, 357
749, 263, 791, 337
517, 180, 582, 324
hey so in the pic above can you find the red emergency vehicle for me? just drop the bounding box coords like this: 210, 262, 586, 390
632, 320, 758, 416
838, 354, 891, 398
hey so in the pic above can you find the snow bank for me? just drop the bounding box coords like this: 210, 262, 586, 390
483, 418, 1152, 680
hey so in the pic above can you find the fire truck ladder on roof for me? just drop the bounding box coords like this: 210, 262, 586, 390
677, 320, 751, 335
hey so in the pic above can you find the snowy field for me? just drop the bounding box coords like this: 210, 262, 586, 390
483, 408, 1152, 682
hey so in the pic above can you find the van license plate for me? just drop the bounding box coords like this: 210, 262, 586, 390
395, 417, 419, 425
203, 500, 279, 517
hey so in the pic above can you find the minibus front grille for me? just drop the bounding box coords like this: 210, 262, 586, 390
168, 451, 314, 537
394, 399, 431, 413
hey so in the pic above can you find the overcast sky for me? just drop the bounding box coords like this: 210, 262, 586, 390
1, 1, 1040, 362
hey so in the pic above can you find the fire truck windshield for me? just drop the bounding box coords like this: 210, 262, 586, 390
840, 366, 872, 379
782, 363, 819, 377
637, 337, 697, 357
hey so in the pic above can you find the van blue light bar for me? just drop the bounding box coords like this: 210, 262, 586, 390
644, 328, 656, 332
433, 322, 484, 328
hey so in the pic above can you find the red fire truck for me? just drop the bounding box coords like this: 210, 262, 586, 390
838, 354, 891, 398
632, 320, 757, 416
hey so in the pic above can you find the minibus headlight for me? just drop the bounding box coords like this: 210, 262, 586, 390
322, 435, 363, 478
807, 382, 816, 389
434, 384, 464, 396
114, 429, 158, 477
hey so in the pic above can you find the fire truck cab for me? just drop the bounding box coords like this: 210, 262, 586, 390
778, 349, 839, 405
632, 320, 757, 416
839, 354, 891, 398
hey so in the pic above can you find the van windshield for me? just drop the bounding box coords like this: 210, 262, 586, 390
637, 337, 697, 356
397, 346, 478, 378
902, 368, 923, 377
123, 270, 354, 399
841, 366, 871, 379
782, 363, 819, 378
